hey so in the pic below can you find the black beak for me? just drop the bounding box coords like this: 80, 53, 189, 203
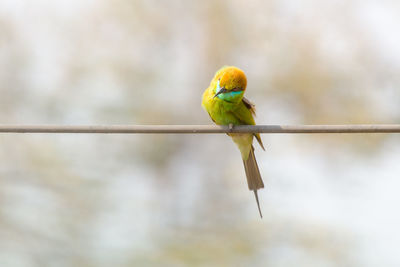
213, 87, 227, 98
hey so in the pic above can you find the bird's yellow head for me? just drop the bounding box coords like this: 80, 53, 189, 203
211, 66, 247, 103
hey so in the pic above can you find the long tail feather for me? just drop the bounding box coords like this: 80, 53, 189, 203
253, 190, 262, 218
243, 146, 264, 218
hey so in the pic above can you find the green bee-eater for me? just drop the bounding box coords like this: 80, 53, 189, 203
202, 66, 265, 218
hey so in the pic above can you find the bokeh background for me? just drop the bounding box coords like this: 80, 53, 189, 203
1, 1, 400, 266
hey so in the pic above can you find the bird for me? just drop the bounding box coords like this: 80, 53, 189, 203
202, 66, 265, 218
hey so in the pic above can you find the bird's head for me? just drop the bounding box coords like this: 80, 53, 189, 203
212, 66, 247, 103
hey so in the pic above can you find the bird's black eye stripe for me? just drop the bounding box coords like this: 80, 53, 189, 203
231, 87, 243, 92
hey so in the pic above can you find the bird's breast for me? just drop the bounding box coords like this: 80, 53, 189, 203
202, 87, 241, 125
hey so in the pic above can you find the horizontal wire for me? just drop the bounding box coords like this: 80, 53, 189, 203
1, 124, 400, 134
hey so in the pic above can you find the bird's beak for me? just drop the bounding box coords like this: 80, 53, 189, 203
213, 88, 226, 98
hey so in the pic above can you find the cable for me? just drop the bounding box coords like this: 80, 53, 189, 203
1, 124, 400, 134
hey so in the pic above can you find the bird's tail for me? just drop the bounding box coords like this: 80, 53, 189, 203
243, 146, 264, 218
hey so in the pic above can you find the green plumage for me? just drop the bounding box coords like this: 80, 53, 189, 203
202, 66, 265, 218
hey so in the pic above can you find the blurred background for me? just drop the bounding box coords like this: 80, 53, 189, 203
0, 0, 400, 266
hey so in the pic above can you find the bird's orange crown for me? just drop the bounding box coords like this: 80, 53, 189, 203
213, 66, 247, 92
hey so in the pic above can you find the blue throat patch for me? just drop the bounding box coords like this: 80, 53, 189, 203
217, 91, 243, 102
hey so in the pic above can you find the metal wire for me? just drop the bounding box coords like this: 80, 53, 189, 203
1, 124, 400, 134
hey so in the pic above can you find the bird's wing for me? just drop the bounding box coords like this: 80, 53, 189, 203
242, 97, 256, 116
231, 98, 265, 151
